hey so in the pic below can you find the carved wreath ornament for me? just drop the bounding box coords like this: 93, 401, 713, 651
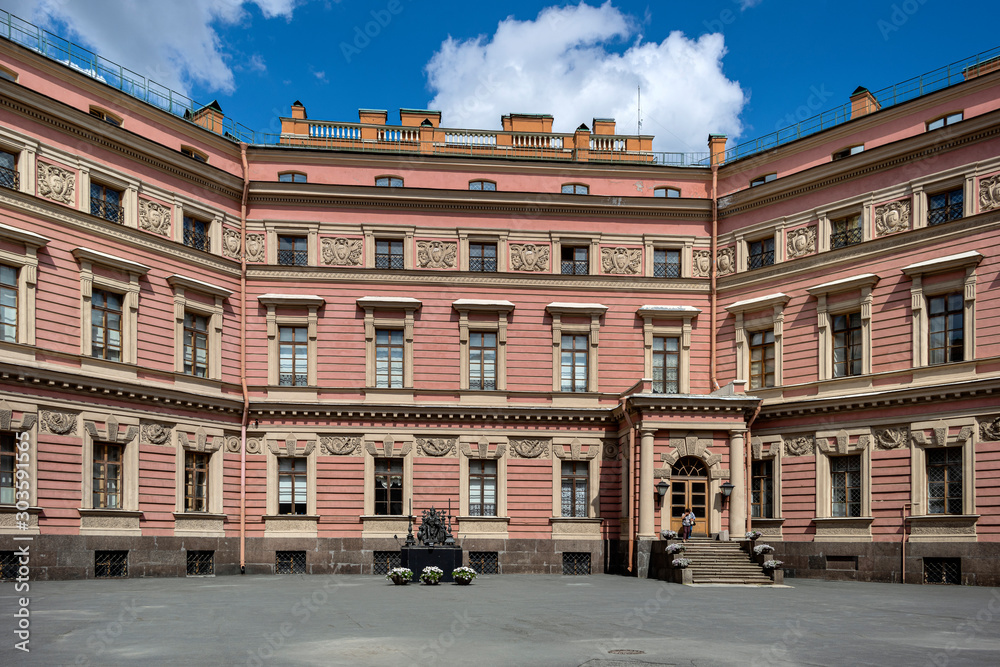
141, 423, 172, 445
416, 241, 457, 269
37, 163, 75, 204
875, 200, 910, 237
416, 438, 456, 457
510, 438, 549, 458
509, 244, 549, 272
138, 200, 171, 236
322, 436, 361, 455
980, 175, 1000, 212
601, 247, 642, 275
322, 238, 363, 266
40, 410, 76, 435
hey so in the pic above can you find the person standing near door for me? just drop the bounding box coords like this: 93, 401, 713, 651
681, 508, 696, 541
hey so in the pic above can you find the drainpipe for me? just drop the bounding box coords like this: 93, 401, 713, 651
239, 143, 250, 574
710, 163, 719, 390
901, 502, 910, 584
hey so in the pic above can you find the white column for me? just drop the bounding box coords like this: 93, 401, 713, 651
729, 429, 747, 538
638, 428, 656, 538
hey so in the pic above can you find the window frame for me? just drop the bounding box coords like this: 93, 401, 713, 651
832, 145, 864, 161
90, 288, 124, 362
814, 430, 872, 528
80, 416, 140, 516
637, 306, 698, 394
909, 419, 976, 520
561, 183, 589, 195
468, 180, 496, 191
73, 248, 148, 366
653, 187, 680, 198
468, 241, 498, 273
926, 112, 963, 131
807, 273, 878, 381
927, 187, 964, 226
92, 441, 124, 510
278, 325, 309, 387
375, 238, 405, 270
358, 297, 421, 390
375, 175, 404, 188
374, 328, 405, 389
831, 311, 863, 378
361, 435, 414, 528
264, 438, 318, 525
277, 456, 309, 515
259, 294, 324, 387
277, 235, 309, 266
749, 173, 777, 187
173, 429, 224, 519
167, 275, 230, 382
468, 459, 499, 517
546, 303, 606, 393
927, 292, 964, 365
550, 440, 601, 523
88, 107, 122, 127
925, 447, 964, 515
184, 451, 210, 513
726, 293, 789, 391
747, 236, 775, 270
651, 335, 680, 394
653, 248, 681, 278
277, 172, 307, 183
180, 145, 208, 163
830, 213, 863, 249
89, 181, 125, 224
453, 299, 514, 392
560, 333, 589, 393
183, 214, 211, 253
750, 458, 774, 519
559, 460, 589, 517
748, 329, 775, 390
560, 245, 590, 275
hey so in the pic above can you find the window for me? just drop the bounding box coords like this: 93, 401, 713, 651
468, 460, 497, 516
374, 458, 403, 515
750, 173, 777, 187
831, 455, 862, 518
375, 239, 404, 270
93, 442, 123, 509
182, 313, 208, 378
375, 329, 404, 388
561, 461, 588, 517
0, 150, 17, 190
89, 107, 121, 127
653, 249, 680, 278
928, 188, 963, 226
278, 235, 308, 266
0, 265, 16, 343
831, 214, 863, 249
654, 187, 680, 198
278, 172, 307, 183
91, 289, 123, 361
0, 65, 16, 82
0, 433, 14, 505
278, 457, 307, 515
928, 293, 964, 365
749, 330, 775, 389
832, 312, 862, 377
652, 336, 679, 394
181, 146, 207, 163
183, 216, 210, 252
751, 460, 773, 518
469, 180, 496, 191
375, 176, 403, 187
832, 145, 864, 160
184, 452, 209, 512
561, 183, 589, 195
90, 182, 124, 224
561, 246, 589, 275
276, 550, 306, 574
747, 238, 774, 270
927, 448, 962, 515
278, 326, 308, 386
927, 112, 963, 131
469, 332, 497, 390
186, 551, 214, 575
95, 550, 128, 578
560, 334, 588, 392
469, 242, 497, 272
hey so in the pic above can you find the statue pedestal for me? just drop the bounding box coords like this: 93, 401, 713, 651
401, 546, 463, 582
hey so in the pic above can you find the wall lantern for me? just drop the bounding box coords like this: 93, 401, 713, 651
720, 481, 735, 505
656, 480, 670, 505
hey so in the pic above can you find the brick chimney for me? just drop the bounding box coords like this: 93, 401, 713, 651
190, 100, 225, 134
708, 134, 727, 166
850, 87, 880, 119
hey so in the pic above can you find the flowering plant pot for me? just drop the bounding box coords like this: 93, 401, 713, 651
420, 566, 444, 585
660, 529, 678, 540
453, 566, 478, 585
753, 544, 774, 556
745, 531, 763, 541
386, 567, 413, 585
671, 558, 691, 569
665, 543, 686, 555
762, 559, 783, 570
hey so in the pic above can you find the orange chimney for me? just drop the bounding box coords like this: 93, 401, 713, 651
190, 100, 225, 134
850, 87, 880, 119
290, 100, 307, 120
708, 134, 727, 166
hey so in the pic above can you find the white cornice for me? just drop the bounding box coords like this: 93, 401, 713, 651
546, 302, 608, 316
725, 293, 789, 314
806, 273, 880, 296
258, 294, 326, 307
901, 250, 984, 277
71, 247, 150, 275
356, 296, 422, 310
166, 274, 234, 299
637, 305, 702, 318
0, 222, 49, 247
452, 299, 516, 312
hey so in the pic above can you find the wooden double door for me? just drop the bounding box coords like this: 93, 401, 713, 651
666, 457, 710, 536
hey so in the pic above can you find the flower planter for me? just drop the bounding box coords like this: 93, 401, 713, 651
454, 577, 473, 586
390, 575, 408, 586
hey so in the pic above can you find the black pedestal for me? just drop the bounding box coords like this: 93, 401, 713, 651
401, 546, 463, 582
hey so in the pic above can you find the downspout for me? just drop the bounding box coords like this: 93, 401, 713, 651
901, 502, 910, 584
710, 164, 719, 390
239, 143, 250, 574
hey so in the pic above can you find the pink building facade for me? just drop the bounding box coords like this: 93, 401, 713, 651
1, 27, 999, 584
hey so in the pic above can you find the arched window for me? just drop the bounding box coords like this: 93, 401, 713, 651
750, 173, 776, 188
561, 183, 589, 195
375, 176, 403, 187
278, 172, 307, 183
469, 180, 496, 191
89, 107, 122, 127
654, 187, 680, 198
180, 145, 208, 163
672, 456, 708, 478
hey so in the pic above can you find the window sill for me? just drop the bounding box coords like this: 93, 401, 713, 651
811, 516, 873, 542
549, 516, 603, 539
905, 514, 978, 542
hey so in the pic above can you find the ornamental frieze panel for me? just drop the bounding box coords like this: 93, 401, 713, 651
553, 439, 598, 461
979, 415, 1000, 442
717, 247, 735, 276
783, 435, 814, 457
661, 433, 723, 477
750, 436, 782, 460
874, 199, 910, 237
267, 433, 316, 457
40, 410, 76, 435
601, 438, 621, 460
693, 249, 711, 278
509, 438, 550, 459
874, 426, 909, 450
140, 422, 173, 446
460, 437, 506, 459
321, 436, 362, 456
416, 241, 457, 269
222, 229, 241, 259
785, 227, 816, 258
225, 435, 241, 453
138, 199, 171, 236
180, 427, 222, 453
245, 233, 265, 263
979, 174, 1000, 212
37, 162, 75, 205
84, 415, 137, 444
509, 243, 549, 272
0, 400, 37, 432
364, 434, 412, 458
245, 437, 263, 454
911, 421, 974, 448
600, 247, 642, 275
321, 237, 363, 266
816, 429, 870, 455
416, 437, 457, 457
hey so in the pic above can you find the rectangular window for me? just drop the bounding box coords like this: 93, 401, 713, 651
831, 455, 862, 518
469, 242, 497, 272
561, 461, 588, 517
95, 550, 128, 578
749, 330, 775, 389
751, 459, 773, 518
278, 326, 308, 386
186, 550, 214, 575
375, 329, 404, 388
561, 246, 589, 275
928, 293, 963, 365
560, 334, 588, 392
468, 460, 497, 517
0, 433, 14, 505
184, 451, 209, 512
375, 177, 403, 187
0, 264, 16, 343
278, 173, 307, 183
0, 151, 17, 190
928, 188, 963, 226
653, 249, 681, 278
748, 238, 774, 269
183, 216, 210, 252
278, 235, 308, 266
469, 332, 497, 390
469, 180, 496, 191
832, 312, 863, 377
374, 458, 403, 516
561, 184, 589, 195
275, 550, 307, 574
652, 336, 679, 394
927, 112, 962, 131
91, 289, 123, 361
832, 145, 864, 160
183, 313, 208, 378
831, 214, 863, 249
927, 448, 963, 515
375, 239, 404, 270
90, 182, 124, 224
93, 442, 123, 509
277, 457, 307, 515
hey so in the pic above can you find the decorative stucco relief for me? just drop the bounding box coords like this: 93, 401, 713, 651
693, 250, 712, 278
180, 427, 222, 453
416, 241, 457, 269
321, 238, 363, 266
416, 437, 456, 457
84, 416, 137, 444
874, 200, 910, 236
0, 400, 36, 432
321, 436, 362, 455
717, 247, 735, 276
874, 426, 909, 450
980, 174, 1000, 212
223, 229, 241, 259
37, 163, 75, 204
553, 439, 598, 461
509, 244, 549, 272
602, 438, 620, 460
245, 438, 263, 454
267, 433, 315, 457
459, 438, 506, 459
140, 423, 172, 446
225, 436, 241, 453
783, 435, 814, 457
979, 415, 1000, 442
138, 199, 171, 236
245, 234, 265, 263
786, 227, 816, 258
509, 438, 550, 459
40, 410, 77, 435
364, 436, 412, 458
601, 247, 642, 275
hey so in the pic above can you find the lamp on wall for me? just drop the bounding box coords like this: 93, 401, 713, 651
656, 480, 670, 506
720, 481, 735, 506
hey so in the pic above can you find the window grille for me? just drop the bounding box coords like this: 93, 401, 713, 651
0, 151, 18, 190
186, 550, 215, 576
375, 240, 404, 269
0, 551, 18, 580
928, 188, 963, 225
468, 551, 499, 575
830, 226, 863, 249
183, 216, 210, 252
95, 550, 128, 578
561, 246, 589, 275
278, 236, 308, 266
372, 550, 401, 575
653, 249, 681, 278
748, 239, 774, 269
924, 557, 961, 585
275, 550, 307, 574
927, 448, 963, 514
469, 243, 497, 272
562, 552, 591, 575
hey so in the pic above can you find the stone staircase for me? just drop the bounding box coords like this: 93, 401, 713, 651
681, 538, 774, 585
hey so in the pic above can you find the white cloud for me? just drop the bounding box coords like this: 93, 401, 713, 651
4, 0, 299, 96
425, 2, 747, 152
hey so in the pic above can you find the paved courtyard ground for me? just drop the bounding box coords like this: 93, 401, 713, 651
3, 574, 999, 666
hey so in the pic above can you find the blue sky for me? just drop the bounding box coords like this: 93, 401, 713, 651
8, 0, 1000, 153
